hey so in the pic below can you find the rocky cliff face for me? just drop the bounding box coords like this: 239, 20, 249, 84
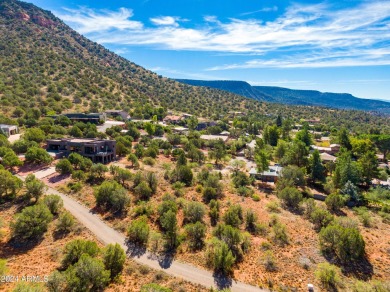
1, 0, 58, 28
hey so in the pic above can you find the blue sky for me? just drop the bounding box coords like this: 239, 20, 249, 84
28, 0, 390, 100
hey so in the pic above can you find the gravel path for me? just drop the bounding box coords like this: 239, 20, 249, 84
16, 174, 266, 292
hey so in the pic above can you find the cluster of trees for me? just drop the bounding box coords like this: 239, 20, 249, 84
47, 240, 126, 291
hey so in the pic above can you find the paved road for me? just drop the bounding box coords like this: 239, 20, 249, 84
16, 174, 265, 292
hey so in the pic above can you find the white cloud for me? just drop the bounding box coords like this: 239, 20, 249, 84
240, 6, 278, 16
58, 7, 142, 34
150, 16, 182, 27
55, 1, 390, 68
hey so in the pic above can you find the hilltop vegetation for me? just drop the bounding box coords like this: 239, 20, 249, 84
177, 79, 390, 115
0, 0, 390, 134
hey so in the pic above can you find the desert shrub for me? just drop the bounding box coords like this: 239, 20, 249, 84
25, 174, 47, 201
71, 170, 86, 181
278, 187, 303, 210
305, 198, 317, 218
11, 204, 53, 240
160, 210, 179, 250
43, 195, 63, 215
245, 209, 258, 234
185, 222, 206, 250
263, 250, 277, 271
223, 204, 243, 228
67, 181, 83, 193
203, 187, 217, 202
310, 208, 334, 231
94, 181, 130, 213
206, 238, 236, 274
354, 207, 373, 228
64, 254, 110, 291
62, 239, 100, 269
56, 211, 75, 233
143, 157, 156, 166
315, 262, 340, 290
55, 159, 73, 175
272, 222, 289, 246
183, 201, 206, 223
266, 201, 281, 213
325, 193, 345, 212
319, 224, 365, 262
140, 283, 172, 292
252, 194, 260, 202
236, 186, 254, 197
232, 171, 251, 188
127, 216, 150, 246
103, 243, 126, 279
25, 147, 53, 164
209, 199, 220, 226
133, 201, 153, 218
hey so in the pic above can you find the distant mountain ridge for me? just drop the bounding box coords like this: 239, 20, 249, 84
176, 79, 390, 114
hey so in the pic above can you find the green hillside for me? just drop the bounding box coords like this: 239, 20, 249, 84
177, 79, 390, 114
0, 0, 389, 133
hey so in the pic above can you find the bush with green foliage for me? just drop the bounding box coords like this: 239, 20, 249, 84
140, 283, 172, 292
55, 159, 73, 175
23, 128, 46, 143
64, 254, 110, 291
127, 216, 150, 246
25, 147, 53, 165
263, 250, 277, 271
315, 262, 340, 290
94, 181, 130, 213
277, 187, 303, 210
89, 163, 108, 180
0, 169, 23, 199
160, 210, 179, 250
103, 243, 126, 279
185, 221, 206, 250
43, 194, 63, 215
68, 153, 92, 171
183, 201, 206, 224
310, 208, 334, 231
232, 171, 251, 188
61, 239, 100, 269
209, 199, 220, 226
11, 204, 53, 240
206, 238, 236, 274
223, 204, 243, 228
25, 174, 47, 201
56, 211, 75, 233
319, 223, 365, 261
272, 222, 289, 246
325, 193, 345, 212
0, 147, 22, 169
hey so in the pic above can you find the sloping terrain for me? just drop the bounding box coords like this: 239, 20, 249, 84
177, 79, 390, 114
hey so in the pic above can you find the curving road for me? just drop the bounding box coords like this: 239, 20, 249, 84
16, 174, 265, 292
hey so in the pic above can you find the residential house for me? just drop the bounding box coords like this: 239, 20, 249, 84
46, 138, 116, 163
311, 144, 340, 155
200, 135, 229, 143
320, 153, 337, 163
249, 165, 283, 183
0, 124, 19, 137
49, 113, 106, 124
163, 115, 183, 125
173, 127, 189, 134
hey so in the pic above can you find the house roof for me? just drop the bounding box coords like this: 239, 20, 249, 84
320, 152, 337, 162
200, 135, 229, 142
249, 165, 283, 177
164, 115, 182, 121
